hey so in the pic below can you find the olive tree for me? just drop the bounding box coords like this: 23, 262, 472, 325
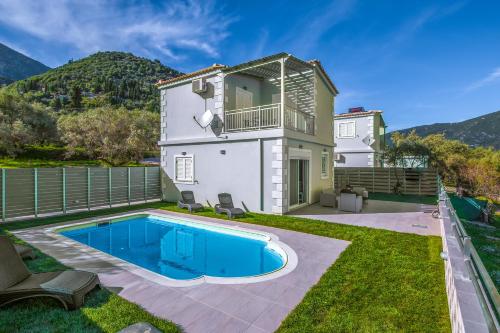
58, 107, 159, 165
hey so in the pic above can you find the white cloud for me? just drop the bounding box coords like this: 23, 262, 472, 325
0, 0, 234, 62
466, 67, 500, 92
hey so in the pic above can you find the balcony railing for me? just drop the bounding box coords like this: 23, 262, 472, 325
224, 103, 315, 135
284, 106, 315, 135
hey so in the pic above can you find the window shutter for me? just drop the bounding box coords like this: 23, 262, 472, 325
176, 158, 185, 181
185, 158, 193, 181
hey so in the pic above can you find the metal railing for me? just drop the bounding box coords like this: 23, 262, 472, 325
224, 103, 315, 135
224, 103, 281, 132
438, 178, 500, 331
284, 106, 315, 135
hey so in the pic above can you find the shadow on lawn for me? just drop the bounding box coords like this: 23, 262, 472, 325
0, 289, 113, 333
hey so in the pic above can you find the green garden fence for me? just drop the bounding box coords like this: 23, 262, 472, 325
0, 166, 161, 222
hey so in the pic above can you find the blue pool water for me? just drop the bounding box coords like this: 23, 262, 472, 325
61, 215, 284, 280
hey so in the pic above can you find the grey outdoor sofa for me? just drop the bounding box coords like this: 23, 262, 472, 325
215, 193, 245, 218
177, 191, 204, 213
0, 236, 100, 310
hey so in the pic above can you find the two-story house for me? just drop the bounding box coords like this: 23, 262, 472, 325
333, 108, 386, 167
158, 53, 338, 214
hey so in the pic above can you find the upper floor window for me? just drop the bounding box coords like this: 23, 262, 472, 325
338, 121, 355, 138
174, 155, 194, 183
321, 152, 329, 179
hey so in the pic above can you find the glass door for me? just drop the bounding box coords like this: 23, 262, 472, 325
289, 159, 309, 207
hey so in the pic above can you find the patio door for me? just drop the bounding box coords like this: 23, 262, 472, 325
289, 159, 309, 207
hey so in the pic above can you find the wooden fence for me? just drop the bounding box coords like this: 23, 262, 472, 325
0, 166, 161, 222
334, 167, 438, 196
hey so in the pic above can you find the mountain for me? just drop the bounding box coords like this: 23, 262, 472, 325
0, 42, 50, 81
6, 51, 181, 112
387, 111, 500, 149
0, 75, 14, 86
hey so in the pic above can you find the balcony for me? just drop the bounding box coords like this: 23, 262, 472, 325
224, 103, 315, 135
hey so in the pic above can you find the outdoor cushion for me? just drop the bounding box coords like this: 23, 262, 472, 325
14, 243, 36, 260
0, 236, 31, 290
41, 270, 97, 294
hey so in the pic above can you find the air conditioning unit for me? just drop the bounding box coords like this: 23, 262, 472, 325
333, 153, 342, 161
192, 78, 207, 94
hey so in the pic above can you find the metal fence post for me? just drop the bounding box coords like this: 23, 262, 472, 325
144, 167, 148, 203
127, 167, 131, 205
87, 167, 91, 211
34, 168, 38, 218
372, 168, 375, 192
62, 168, 66, 214
388, 169, 391, 193
108, 168, 112, 208
2, 169, 6, 222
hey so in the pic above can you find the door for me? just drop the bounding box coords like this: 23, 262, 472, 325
289, 159, 309, 207
236, 87, 253, 109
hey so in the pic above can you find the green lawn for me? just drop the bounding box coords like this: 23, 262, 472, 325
449, 194, 500, 289
369, 192, 438, 205
0, 202, 450, 332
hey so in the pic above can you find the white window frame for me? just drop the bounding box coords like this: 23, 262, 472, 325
337, 121, 356, 138
174, 154, 194, 184
321, 152, 329, 179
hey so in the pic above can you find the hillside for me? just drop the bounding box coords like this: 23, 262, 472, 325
0, 42, 50, 81
0, 76, 13, 86
387, 110, 500, 149
6, 51, 181, 112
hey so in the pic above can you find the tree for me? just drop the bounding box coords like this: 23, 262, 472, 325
383, 131, 431, 193
58, 107, 159, 165
0, 91, 58, 156
69, 85, 82, 108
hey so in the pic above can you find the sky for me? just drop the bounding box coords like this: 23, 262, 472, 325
0, 0, 499, 131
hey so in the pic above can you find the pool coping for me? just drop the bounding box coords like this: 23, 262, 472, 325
32, 210, 299, 287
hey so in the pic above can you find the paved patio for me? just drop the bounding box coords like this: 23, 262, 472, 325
291, 201, 441, 236
13, 209, 350, 333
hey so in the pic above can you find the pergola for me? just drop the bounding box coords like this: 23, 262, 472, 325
222, 53, 316, 133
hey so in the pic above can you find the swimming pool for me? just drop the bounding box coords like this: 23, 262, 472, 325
60, 214, 287, 281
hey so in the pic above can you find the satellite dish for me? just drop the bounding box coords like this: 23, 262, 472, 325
194, 109, 214, 129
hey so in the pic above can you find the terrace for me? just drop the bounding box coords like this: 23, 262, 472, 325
223, 55, 316, 135
0, 199, 451, 332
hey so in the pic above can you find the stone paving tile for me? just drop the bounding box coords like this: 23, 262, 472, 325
245, 325, 267, 333
14, 210, 350, 333
252, 304, 292, 332
184, 309, 241, 333
217, 318, 253, 333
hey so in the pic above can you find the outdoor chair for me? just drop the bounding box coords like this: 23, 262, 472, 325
0, 236, 100, 310
215, 193, 245, 218
14, 243, 36, 260
177, 191, 204, 213
352, 186, 369, 200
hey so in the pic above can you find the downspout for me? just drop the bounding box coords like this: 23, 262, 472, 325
259, 138, 264, 211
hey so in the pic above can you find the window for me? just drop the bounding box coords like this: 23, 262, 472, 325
321, 152, 329, 179
174, 155, 194, 183
338, 121, 355, 138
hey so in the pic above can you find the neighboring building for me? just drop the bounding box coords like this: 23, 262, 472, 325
158, 53, 338, 214
333, 108, 386, 167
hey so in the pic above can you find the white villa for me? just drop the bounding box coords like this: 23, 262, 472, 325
158, 53, 338, 214
334, 108, 386, 167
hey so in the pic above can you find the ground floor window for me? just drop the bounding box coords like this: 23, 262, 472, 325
174, 155, 194, 183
